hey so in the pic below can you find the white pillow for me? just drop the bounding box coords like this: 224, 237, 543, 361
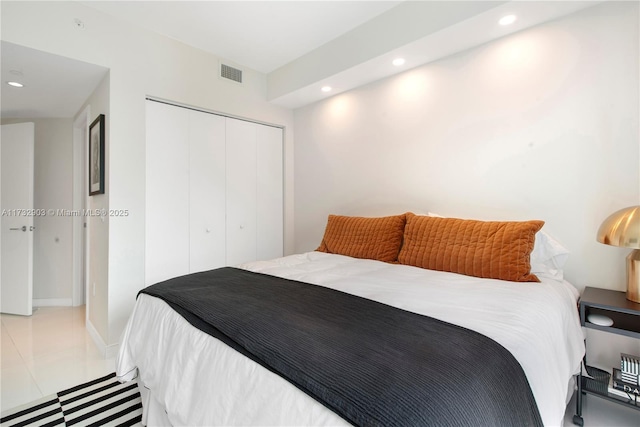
426, 212, 569, 280
530, 231, 570, 281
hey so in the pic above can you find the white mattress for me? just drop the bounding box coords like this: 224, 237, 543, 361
117, 251, 585, 426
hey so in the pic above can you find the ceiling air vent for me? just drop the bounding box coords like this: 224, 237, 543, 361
220, 63, 243, 84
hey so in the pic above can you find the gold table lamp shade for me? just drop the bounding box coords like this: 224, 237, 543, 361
597, 206, 640, 303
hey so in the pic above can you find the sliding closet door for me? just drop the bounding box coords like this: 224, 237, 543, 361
256, 125, 283, 261
225, 118, 257, 266
145, 101, 190, 285
146, 100, 284, 275
189, 110, 226, 273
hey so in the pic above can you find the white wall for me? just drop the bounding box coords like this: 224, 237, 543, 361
74, 73, 110, 344
1, 1, 294, 346
293, 1, 640, 367
1, 118, 74, 304
294, 1, 639, 289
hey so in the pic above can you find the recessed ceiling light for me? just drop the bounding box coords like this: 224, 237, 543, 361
6, 81, 24, 88
392, 58, 406, 67
499, 15, 517, 26
321, 86, 332, 93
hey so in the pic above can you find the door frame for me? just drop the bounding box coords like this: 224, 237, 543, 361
72, 106, 90, 310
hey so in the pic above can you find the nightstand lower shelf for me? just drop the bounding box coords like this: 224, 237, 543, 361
573, 366, 640, 426
581, 367, 640, 408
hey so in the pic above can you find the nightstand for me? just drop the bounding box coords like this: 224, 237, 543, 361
573, 287, 640, 426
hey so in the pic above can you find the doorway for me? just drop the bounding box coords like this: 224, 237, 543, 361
1, 41, 108, 315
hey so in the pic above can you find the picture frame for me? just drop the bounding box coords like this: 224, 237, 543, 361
89, 114, 105, 196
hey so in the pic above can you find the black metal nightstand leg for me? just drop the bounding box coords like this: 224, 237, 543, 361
574, 355, 585, 425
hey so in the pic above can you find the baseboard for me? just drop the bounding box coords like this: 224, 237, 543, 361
33, 298, 73, 307
86, 318, 119, 359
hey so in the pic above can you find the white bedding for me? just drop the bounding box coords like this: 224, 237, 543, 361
117, 251, 585, 426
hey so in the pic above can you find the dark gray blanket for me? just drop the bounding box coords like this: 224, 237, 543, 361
140, 267, 543, 427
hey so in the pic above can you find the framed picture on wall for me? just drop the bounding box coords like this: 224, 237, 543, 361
89, 114, 105, 196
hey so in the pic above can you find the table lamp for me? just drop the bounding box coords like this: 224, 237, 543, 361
597, 206, 640, 303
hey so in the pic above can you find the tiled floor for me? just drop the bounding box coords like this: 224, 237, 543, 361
0, 305, 115, 413
1, 306, 639, 425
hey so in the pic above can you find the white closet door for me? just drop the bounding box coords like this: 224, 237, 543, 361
256, 125, 283, 261
145, 101, 190, 285
189, 110, 226, 273
226, 118, 257, 266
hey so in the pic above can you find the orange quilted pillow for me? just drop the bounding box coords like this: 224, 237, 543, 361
398, 213, 544, 282
316, 214, 406, 263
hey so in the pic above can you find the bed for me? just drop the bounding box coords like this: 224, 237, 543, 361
116, 213, 585, 426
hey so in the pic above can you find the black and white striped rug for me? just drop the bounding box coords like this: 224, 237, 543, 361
0, 372, 142, 427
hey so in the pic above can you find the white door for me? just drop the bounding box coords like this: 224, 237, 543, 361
256, 125, 283, 261
1, 123, 34, 316
189, 109, 226, 273
226, 118, 257, 266
145, 101, 190, 285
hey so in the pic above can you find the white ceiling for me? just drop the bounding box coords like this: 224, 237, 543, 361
1, 41, 108, 119
81, 1, 402, 74
1, 1, 601, 118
